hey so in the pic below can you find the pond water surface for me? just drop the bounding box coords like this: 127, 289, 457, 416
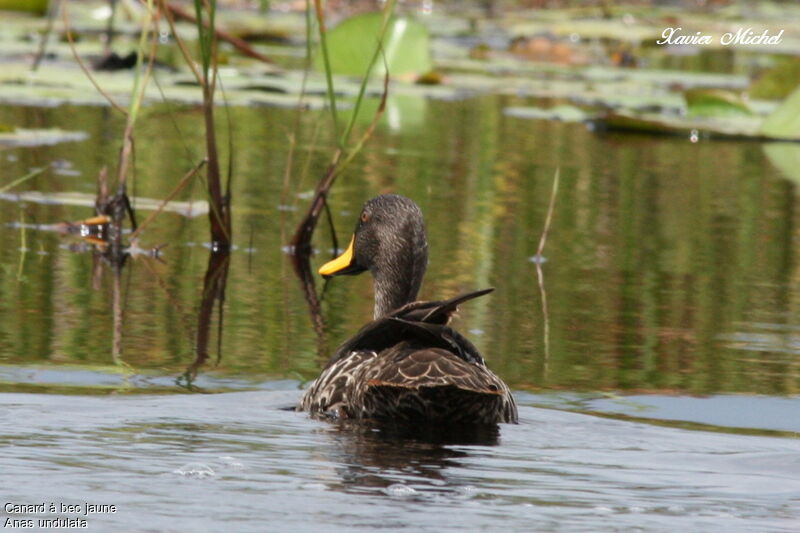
1, 96, 799, 531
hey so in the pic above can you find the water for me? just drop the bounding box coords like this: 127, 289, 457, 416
3, 391, 798, 532
1, 96, 800, 530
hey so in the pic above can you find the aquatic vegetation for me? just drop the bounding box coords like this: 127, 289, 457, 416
749, 57, 800, 100
503, 104, 591, 123
684, 88, 753, 118
313, 13, 432, 77
598, 84, 800, 140
0, 0, 47, 14
0, 190, 208, 216
2, 14, 800, 533
1, 0, 799, 415
759, 85, 800, 140
0, 127, 88, 146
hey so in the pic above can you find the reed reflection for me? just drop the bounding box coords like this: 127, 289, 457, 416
179, 249, 231, 389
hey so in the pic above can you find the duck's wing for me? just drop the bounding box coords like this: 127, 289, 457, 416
353, 344, 518, 424
324, 288, 493, 367
328, 316, 485, 367
299, 349, 376, 417
363, 345, 498, 392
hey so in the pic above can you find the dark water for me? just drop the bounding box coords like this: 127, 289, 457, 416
1, 99, 799, 530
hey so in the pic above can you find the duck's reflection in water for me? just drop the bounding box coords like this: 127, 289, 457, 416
321, 421, 499, 497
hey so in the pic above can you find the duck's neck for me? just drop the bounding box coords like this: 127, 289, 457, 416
373, 273, 419, 318
372, 240, 428, 319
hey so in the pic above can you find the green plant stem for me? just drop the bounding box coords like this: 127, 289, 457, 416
289, 1, 396, 252
127, 0, 156, 124
129, 159, 207, 241
312, 0, 339, 144
536, 167, 560, 258
281, 0, 317, 210
159, 0, 203, 86
340, 0, 396, 147
113, 0, 158, 191
0, 167, 46, 194
17, 209, 27, 281
62, 5, 127, 115
338, 53, 391, 174
535, 168, 560, 374
32, 0, 60, 72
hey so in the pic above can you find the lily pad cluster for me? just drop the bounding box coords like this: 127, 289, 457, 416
0, 1, 798, 143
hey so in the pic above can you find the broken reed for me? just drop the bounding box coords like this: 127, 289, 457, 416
289, 0, 397, 254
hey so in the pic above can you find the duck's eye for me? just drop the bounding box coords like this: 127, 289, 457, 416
360, 212, 370, 223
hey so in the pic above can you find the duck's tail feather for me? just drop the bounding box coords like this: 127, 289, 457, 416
390, 287, 495, 324
420, 287, 495, 323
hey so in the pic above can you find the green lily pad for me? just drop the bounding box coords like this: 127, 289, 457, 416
759, 85, 800, 140
314, 13, 432, 77
0, 128, 89, 146
508, 18, 663, 43
599, 83, 800, 141
685, 89, 753, 118
600, 111, 763, 139
504, 104, 591, 122
750, 58, 800, 100
763, 142, 800, 184
0, 191, 209, 217
0, 63, 329, 109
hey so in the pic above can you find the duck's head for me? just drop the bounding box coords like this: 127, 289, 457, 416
319, 194, 429, 319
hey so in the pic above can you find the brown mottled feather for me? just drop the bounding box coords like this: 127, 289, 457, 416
299, 291, 518, 424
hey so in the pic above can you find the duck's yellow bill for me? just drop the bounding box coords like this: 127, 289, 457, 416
79, 215, 111, 226
319, 236, 356, 276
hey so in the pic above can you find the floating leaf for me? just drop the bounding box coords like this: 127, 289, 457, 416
685, 89, 753, 118
599, 83, 800, 141
763, 143, 800, 184
759, 85, 800, 141
0, 63, 329, 109
509, 19, 663, 43
749, 58, 800, 100
314, 14, 432, 77
504, 105, 591, 123
0, 191, 209, 217
0, 128, 89, 146
599, 111, 763, 139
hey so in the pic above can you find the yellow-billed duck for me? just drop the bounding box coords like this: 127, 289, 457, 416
299, 194, 518, 425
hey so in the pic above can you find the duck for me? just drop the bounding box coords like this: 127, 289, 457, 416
298, 194, 518, 425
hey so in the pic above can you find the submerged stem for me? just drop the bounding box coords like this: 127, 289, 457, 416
535, 168, 560, 374
0, 167, 46, 195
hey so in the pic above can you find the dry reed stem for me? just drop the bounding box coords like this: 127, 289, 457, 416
535, 167, 560, 373
62, 5, 128, 115
158, 0, 203, 86
129, 159, 207, 241
165, 2, 275, 64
